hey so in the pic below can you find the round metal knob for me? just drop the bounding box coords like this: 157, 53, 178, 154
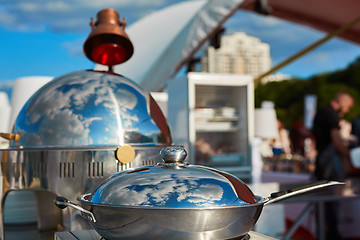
160, 146, 187, 164
115, 145, 135, 164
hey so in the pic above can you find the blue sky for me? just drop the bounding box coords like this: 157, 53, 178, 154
1, 0, 359, 86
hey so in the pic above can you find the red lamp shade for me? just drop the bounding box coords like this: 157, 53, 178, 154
91, 43, 127, 66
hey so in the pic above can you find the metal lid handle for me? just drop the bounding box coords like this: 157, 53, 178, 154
158, 146, 188, 168
160, 146, 187, 163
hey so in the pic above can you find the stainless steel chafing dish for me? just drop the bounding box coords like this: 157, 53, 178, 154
0, 8, 172, 235
0, 69, 172, 232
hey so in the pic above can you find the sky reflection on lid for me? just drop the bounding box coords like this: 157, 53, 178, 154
90, 165, 253, 208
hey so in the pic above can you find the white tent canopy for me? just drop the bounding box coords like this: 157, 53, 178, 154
96, 0, 360, 91
96, 0, 244, 91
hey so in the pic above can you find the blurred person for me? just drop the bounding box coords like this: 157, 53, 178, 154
289, 120, 317, 171
195, 138, 215, 163
289, 120, 312, 155
313, 91, 354, 180
270, 119, 291, 156
339, 119, 351, 139
339, 119, 357, 148
312, 90, 354, 240
351, 116, 360, 147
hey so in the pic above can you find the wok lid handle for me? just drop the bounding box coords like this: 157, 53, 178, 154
265, 180, 345, 205
158, 146, 189, 168
55, 196, 97, 222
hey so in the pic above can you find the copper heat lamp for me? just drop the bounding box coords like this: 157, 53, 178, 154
84, 8, 134, 70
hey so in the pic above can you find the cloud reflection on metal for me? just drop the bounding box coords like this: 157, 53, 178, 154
90, 166, 251, 208
12, 70, 166, 148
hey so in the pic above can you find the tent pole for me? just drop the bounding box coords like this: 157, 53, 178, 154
254, 16, 360, 84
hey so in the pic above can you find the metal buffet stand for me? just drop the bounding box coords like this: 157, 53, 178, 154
251, 180, 360, 240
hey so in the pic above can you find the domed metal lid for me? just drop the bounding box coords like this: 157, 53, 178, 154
85, 146, 257, 208
10, 70, 171, 148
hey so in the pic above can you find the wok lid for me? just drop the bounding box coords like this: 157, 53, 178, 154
87, 146, 257, 208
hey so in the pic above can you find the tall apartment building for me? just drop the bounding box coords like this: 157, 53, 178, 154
202, 32, 272, 78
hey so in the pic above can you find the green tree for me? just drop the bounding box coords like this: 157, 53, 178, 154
255, 56, 360, 129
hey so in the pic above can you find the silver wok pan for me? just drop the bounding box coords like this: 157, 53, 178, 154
55, 147, 343, 240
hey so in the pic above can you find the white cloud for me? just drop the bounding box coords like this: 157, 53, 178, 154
2, 0, 359, 81
306, 52, 331, 65
75, 0, 167, 9
1, 0, 177, 33
0, 9, 16, 26
0, 81, 14, 88
62, 37, 86, 58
